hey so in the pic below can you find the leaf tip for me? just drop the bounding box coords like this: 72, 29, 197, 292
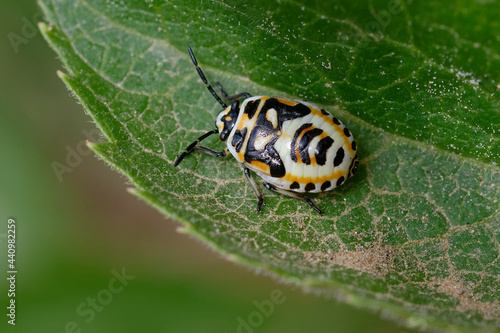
126, 187, 138, 195
38, 21, 56, 41
56, 70, 67, 80
85, 140, 96, 149
38, 21, 48, 33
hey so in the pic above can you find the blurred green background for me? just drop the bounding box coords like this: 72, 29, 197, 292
1, 1, 417, 332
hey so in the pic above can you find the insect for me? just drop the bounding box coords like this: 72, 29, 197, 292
174, 46, 359, 214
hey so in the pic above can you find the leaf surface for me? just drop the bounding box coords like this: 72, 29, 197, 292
39, 0, 500, 330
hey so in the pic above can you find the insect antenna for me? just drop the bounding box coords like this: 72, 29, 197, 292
187, 45, 228, 109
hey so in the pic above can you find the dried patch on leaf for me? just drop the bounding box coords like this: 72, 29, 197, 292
304, 243, 395, 278
436, 275, 500, 320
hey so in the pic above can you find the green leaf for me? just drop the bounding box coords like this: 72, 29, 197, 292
39, 0, 500, 331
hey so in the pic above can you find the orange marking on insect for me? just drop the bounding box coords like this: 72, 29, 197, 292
282, 170, 346, 184
237, 151, 244, 161
236, 113, 249, 130
250, 160, 270, 174
292, 126, 311, 163
277, 98, 299, 107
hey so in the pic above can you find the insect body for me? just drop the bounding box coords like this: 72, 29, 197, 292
174, 46, 359, 214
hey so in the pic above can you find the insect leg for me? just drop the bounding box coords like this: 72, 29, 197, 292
263, 182, 323, 215
244, 167, 264, 212
194, 146, 228, 158
215, 82, 252, 102
174, 129, 219, 167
